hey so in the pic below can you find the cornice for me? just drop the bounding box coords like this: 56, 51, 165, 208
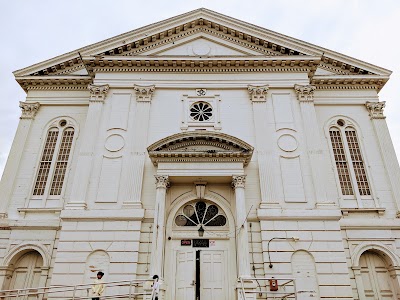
16, 76, 92, 92
311, 75, 389, 91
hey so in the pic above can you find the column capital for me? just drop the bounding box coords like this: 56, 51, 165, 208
88, 84, 109, 103
247, 85, 269, 102
366, 101, 386, 119
19, 101, 40, 119
155, 175, 170, 189
134, 84, 155, 102
232, 175, 246, 188
294, 84, 316, 102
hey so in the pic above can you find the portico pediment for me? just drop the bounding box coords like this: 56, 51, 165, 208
147, 131, 254, 166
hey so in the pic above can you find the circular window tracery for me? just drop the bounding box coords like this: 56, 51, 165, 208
190, 102, 213, 121
175, 200, 227, 227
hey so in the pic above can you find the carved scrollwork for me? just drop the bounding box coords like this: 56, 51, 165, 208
19, 101, 40, 119
247, 85, 269, 102
232, 175, 246, 189
88, 84, 109, 102
155, 175, 170, 189
294, 84, 316, 102
134, 84, 155, 102
365, 101, 386, 119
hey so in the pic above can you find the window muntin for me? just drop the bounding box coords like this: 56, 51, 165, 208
32, 120, 75, 201
329, 128, 354, 195
175, 201, 227, 227
329, 122, 371, 203
50, 127, 75, 195
345, 128, 371, 196
33, 128, 59, 196
189, 102, 213, 122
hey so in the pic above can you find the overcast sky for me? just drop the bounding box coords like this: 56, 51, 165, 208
1, 0, 399, 178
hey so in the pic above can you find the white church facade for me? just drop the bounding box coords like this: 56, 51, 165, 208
1, 8, 400, 300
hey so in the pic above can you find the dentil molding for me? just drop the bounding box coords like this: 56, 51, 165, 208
19, 101, 40, 119
365, 101, 386, 119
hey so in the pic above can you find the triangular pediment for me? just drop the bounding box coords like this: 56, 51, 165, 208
147, 131, 254, 166
14, 8, 391, 91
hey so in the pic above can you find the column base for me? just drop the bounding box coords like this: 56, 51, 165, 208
122, 202, 143, 209
259, 202, 281, 209
64, 202, 87, 210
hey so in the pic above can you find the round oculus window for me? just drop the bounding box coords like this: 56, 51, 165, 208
190, 102, 212, 121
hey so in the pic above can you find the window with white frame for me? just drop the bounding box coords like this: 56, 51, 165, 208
329, 119, 371, 201
32, 119, 75, 200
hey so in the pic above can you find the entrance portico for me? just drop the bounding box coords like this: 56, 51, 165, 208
146, 131, 255, 300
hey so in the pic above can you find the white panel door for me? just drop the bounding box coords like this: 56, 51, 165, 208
175, 250, 195, 300
200, 250, 226, 300
9, 251, 43, 300
360, 252, 397, 300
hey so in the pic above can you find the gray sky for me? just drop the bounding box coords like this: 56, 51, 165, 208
1, 0, 399, 178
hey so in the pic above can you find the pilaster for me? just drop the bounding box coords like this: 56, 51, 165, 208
247, 85, 280, 208
122, 85, 155, 208
0, 102, 40, 217
66, 84, 109, 209
294, 84, 333, 207
149, 175, 169, 278
366, 101, 400, 214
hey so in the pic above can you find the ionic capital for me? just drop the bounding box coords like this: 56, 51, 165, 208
247, 85, 269, 102
19, 101, 40, 119
155, 175, 170, 189
366, 101, 386, 119
294, 84, 316, 102
232, 175, 246, 189
88, 84, 109, 103
134, 84, 156, 102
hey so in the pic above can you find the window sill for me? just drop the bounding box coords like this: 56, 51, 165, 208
18, 207, 63, 216
341, 207, 385, 216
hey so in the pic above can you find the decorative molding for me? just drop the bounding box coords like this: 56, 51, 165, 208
15, 76, 92, 92
133, 84, 156, 102
294, 84, 316, 102
365, 101, 386, 119
147, 131, 254, 166
19, 101, 40, 119
155, 175, 170, 189
232, 175, 246, 189
247, 85, 269, 102
88, 84, 109, 102
311, 75, 388, 91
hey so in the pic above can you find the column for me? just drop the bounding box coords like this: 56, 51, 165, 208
121, 85, 155, 208
149, 175, 169, 278
0, 102, 40, 217
294, 84, 332, 207
352, 267, 367, 300
247, 85, 280, 208
232, 175, 251, 277
366, 101, 400, 213
66, 84, 109, 209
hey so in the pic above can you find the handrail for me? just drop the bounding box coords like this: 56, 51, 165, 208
239, 276, 297, 299
0, 278, 151, 299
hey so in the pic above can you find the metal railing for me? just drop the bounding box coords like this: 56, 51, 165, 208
239, 276, 297, 300
0, 279, 151, 300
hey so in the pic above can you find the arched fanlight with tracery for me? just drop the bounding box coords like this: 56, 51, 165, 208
175, 201, 227, 227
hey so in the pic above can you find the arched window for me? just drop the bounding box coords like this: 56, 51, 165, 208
329, 119, 371, 204
32, 119, 75, 200
175, 200, 227, 227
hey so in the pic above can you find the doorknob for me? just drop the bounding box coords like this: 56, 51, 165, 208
190, 280, 196, 286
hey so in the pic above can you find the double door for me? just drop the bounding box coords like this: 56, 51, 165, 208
175, 249, 227, 300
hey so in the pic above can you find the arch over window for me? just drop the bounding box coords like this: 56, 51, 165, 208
328, 118, 371, 204
174, 200, 227, 227
32, 118, 76, 200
